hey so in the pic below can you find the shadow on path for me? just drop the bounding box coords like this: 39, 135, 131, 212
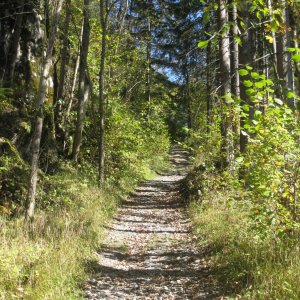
84, 145, 218, 299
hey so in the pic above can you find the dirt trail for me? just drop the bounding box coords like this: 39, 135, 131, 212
84, 145, 218, 299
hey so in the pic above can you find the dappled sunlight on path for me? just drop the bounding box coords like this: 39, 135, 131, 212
84, 145, 218, 299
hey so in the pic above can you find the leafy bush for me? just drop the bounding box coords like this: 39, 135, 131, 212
237, 70, 300, 236
106, 101, 170, 186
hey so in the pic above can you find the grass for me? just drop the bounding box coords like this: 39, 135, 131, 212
0, 168, 115, 299
189, 189, 300, 299
0, 153, 168, 299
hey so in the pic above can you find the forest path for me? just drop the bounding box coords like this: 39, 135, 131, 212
84, 145, 218, 299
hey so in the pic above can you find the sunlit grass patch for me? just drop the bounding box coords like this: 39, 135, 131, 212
190, 198, 300, 299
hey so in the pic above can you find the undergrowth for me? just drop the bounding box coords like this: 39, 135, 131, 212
0, 154, 168, 299
187, 151, 300, 299
190, 198, 300, 299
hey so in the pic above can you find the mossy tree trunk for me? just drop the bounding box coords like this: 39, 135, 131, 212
26, 0, 64, 221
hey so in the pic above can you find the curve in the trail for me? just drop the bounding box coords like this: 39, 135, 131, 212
84, 145, 218, 300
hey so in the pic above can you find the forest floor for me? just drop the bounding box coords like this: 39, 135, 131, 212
84, 145, 219, 299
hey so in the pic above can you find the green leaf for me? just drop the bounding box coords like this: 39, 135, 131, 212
271, 19, 278, 32
266, 79, 273, 85
256, 11, 262, 20
235, 36, 242, 46
292, 54, 300, 63
240, 20, 246, 30
243, 80, 253, 87
203, 12, 210, 24
198, 40, 209, 49
263, 7, 270, 16
242, 104, 250, 112
246, 88, 255, 95
251, 72, 260, 79
254, 110, 262, 117
266, 88, 274, 93
286, 91, 295, 98
239, 69, 248, 76
255, 81, 266, 89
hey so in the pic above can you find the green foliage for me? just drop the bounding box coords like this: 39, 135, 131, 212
0, 164, 119, 299
185, 63, 300, 298
237, 72, 300, 236
198, 40, 209, 49
0, 154, 27, 214
106, 101, 170, 186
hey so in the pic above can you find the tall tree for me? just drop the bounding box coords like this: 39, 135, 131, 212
72, 0, 91, 161
218, 0, 234, 168
4, 0, 25, 85
98, 0, 109, 185
57, 0, 72, 103
230, 1, 240, 99
276, 0, 295, 109
239, 0, 253, 153
26, 0, 64, 220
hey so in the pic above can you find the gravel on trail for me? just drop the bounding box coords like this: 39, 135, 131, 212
84, 145, 219, 300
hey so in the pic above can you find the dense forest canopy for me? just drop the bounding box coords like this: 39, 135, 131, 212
0, 0, 300, 298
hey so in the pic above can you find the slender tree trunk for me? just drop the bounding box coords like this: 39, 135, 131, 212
239, 0, 253, 153
57, 0, 71, 102
277, 0, 295, 109
219, 0, 233, 168
268, 0, 277, 66
206, 35, 212, 132
26, 0, 64, 220
183, 65, 192, 129
230, 2, 240, 148
262, 26, 270, 108
146, 9, 151, 119
292, 26, 300, 100
231, 3, 240, 99
98, 1, 108, 185
66, 22, 84, 119
4, 0, 25, 85
72, 0, 90, 161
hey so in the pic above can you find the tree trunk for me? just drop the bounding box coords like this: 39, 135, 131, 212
267, 0, 278, 66
239, 0, 253, 153
4, 0, 25, 85
66, 21, 84, 119
146, 8, 151, 119
218, 0, 233, 169
26, 0, 64, 221
230, 2, 240, 148
72, 0, 90, 161
276, 0, 295, 109
57, 0, 71, 103
231, 3, 240, 99
98, 0, 108, 186
206, 34, 212, 132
